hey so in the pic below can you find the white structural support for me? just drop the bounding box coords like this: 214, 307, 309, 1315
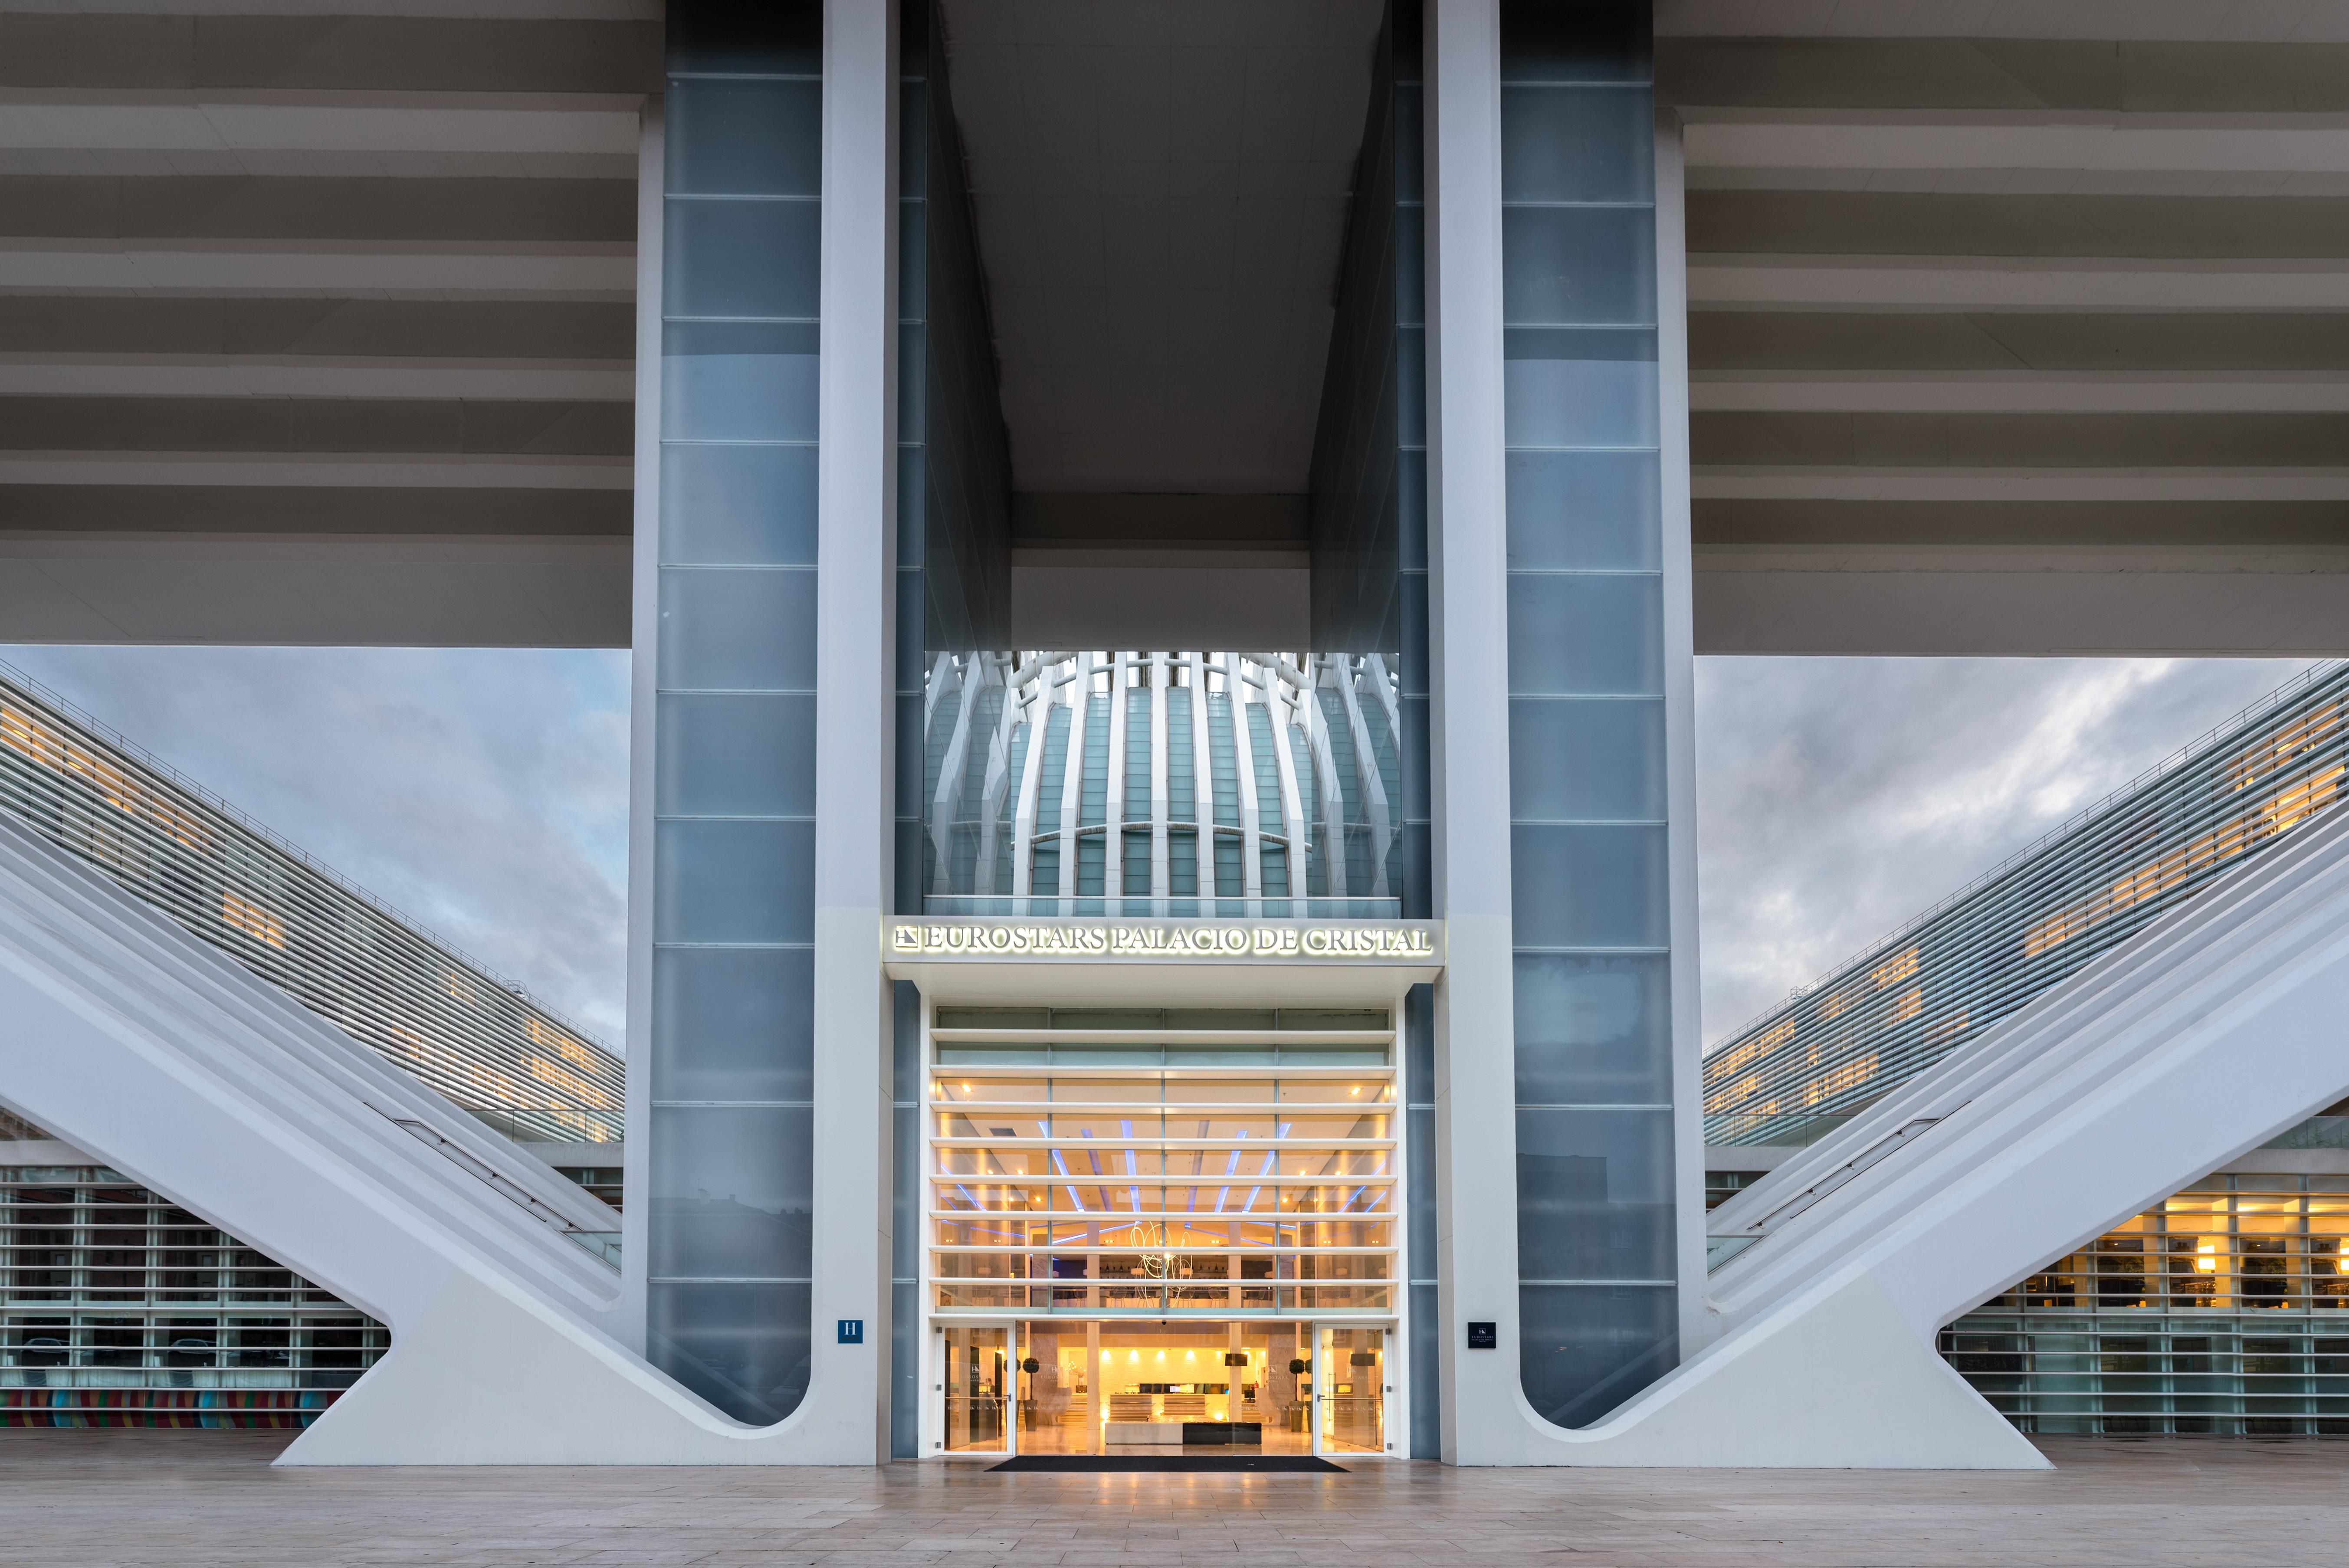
809, 0, 900, 1466
1413, 741, 2349, 1466
1424, 0, 1520, 1471
0, 808, 976, 1465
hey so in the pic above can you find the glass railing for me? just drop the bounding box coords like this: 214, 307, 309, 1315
564, 1231, 623, 1268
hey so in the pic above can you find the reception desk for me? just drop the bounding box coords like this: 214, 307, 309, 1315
1102, 1421, 1263, 1446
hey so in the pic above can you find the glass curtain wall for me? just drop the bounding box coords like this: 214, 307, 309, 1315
927, 1012, 1399, 1318
1307, 0, 1430, 925
919, 652, 1403, 918
894, 0, 1016, 921
1, 1164, 384, 1428
1945, 1171, 2349, 1435
1498, 0, 1679, 1430
646, 0, 821, 1425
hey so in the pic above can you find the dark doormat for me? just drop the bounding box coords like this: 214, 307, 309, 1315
989, 1455, 1348, 1473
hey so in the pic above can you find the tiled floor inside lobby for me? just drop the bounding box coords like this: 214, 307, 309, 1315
4, 1429, 2347, 1565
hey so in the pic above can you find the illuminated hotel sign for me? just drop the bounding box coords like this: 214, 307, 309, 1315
889, 921, 1439, 961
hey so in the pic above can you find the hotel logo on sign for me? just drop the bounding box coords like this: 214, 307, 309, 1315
889, 921, 1438, 961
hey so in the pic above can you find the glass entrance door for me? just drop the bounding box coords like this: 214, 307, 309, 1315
1314, 1325, 1388, 1455
942, 1326, 1011, 1453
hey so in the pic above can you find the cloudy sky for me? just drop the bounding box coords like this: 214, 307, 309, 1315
1693, 655, 2318, 1045
0, 644, 2323, 1057
0, 645, 632, 1047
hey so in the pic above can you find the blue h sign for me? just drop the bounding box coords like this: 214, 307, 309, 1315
837, 1319, 864, 1345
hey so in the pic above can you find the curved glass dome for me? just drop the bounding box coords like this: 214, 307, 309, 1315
919, 651, 1403, 918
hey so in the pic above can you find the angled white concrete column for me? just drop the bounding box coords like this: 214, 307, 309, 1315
810, 0, 899, 1464
617, 91, 664, 1362
1656, 108, 1709, 1361
1422, 0, 1520, 1468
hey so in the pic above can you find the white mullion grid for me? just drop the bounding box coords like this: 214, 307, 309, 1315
1304, 658, 1349, 897
1264, 660, 1309, 893
1105, 653, 1130, 899
1187, 653, 1214, 900
928, 655, 980, 895
1333, 661, 1395, 899
1230, 658, 1265, 901
1007, 669, 1052, 900
921, 1032, 1401, 1325
974, 653, 1020, 899
1149, 653, 1171, 899
1056, 673, 1088, 907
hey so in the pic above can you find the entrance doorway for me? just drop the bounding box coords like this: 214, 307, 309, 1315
940, 1319, 1391, 1457
940, 1326, 1009, 1453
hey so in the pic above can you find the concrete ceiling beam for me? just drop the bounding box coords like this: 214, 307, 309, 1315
0, 241, 634, 297
1690, 372, 2349, 414
0, 356, 633, 400
1692, 468, 2349, 502
0, 451, 629, 489
1687, 256, 2349, 310
1683, 113, 2349, 180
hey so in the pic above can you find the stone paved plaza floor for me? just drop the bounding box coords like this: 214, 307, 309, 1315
4, 1429, 2347, 1566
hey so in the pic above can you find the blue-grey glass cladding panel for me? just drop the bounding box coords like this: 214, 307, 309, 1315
1505, 574, 1662, 696
1516, 1106, 1675, 1283
1409, 1280, 1439, 1459
898, 196, 927, 308
897, 319, 925, 442
648, 1281, 813, 1426
1513, 953, 1672, 1105
662, 347, 820, 444
667, 79, 821, 197
658, 568, 817, 691
896, 447, 926, 568
1399, 571, 1430, 694
1502, 336, 1659, 450
890, 1279, 919, 1457
650, 1105, 814, 1279
1407, 1105, 1436, 1282
1506, 449, 1660, 571
1500, 86, 1654, 204
656, 694, 816, 817
1396, 203, 1424, 323
651, 946, 814, 1102
1507, 697, 1664, 821
892, 978, 921, 1105
663, 201, 821, 319
1518, 1283, 1676, 1430
661, 443, 818, 566
1502, 207, 1656, 326
1510, 824, 1668, 948
654, 819, 815, 945
1398, 327, 1426, 447
894, 691, 926, 831
1400, 694, 1431, 819
1398, 449, 1427, 570
892, 1104, 919, 1280
1406, 981, 1435, 1107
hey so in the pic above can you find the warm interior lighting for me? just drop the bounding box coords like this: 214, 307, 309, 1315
2197, 1241, 2219, 1273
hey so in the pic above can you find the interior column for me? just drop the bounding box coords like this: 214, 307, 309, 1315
1227, 1321, 1243, 1431
1086, 1319, 1102, 1453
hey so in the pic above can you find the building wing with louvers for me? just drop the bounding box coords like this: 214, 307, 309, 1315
0, 666, 622, 1145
